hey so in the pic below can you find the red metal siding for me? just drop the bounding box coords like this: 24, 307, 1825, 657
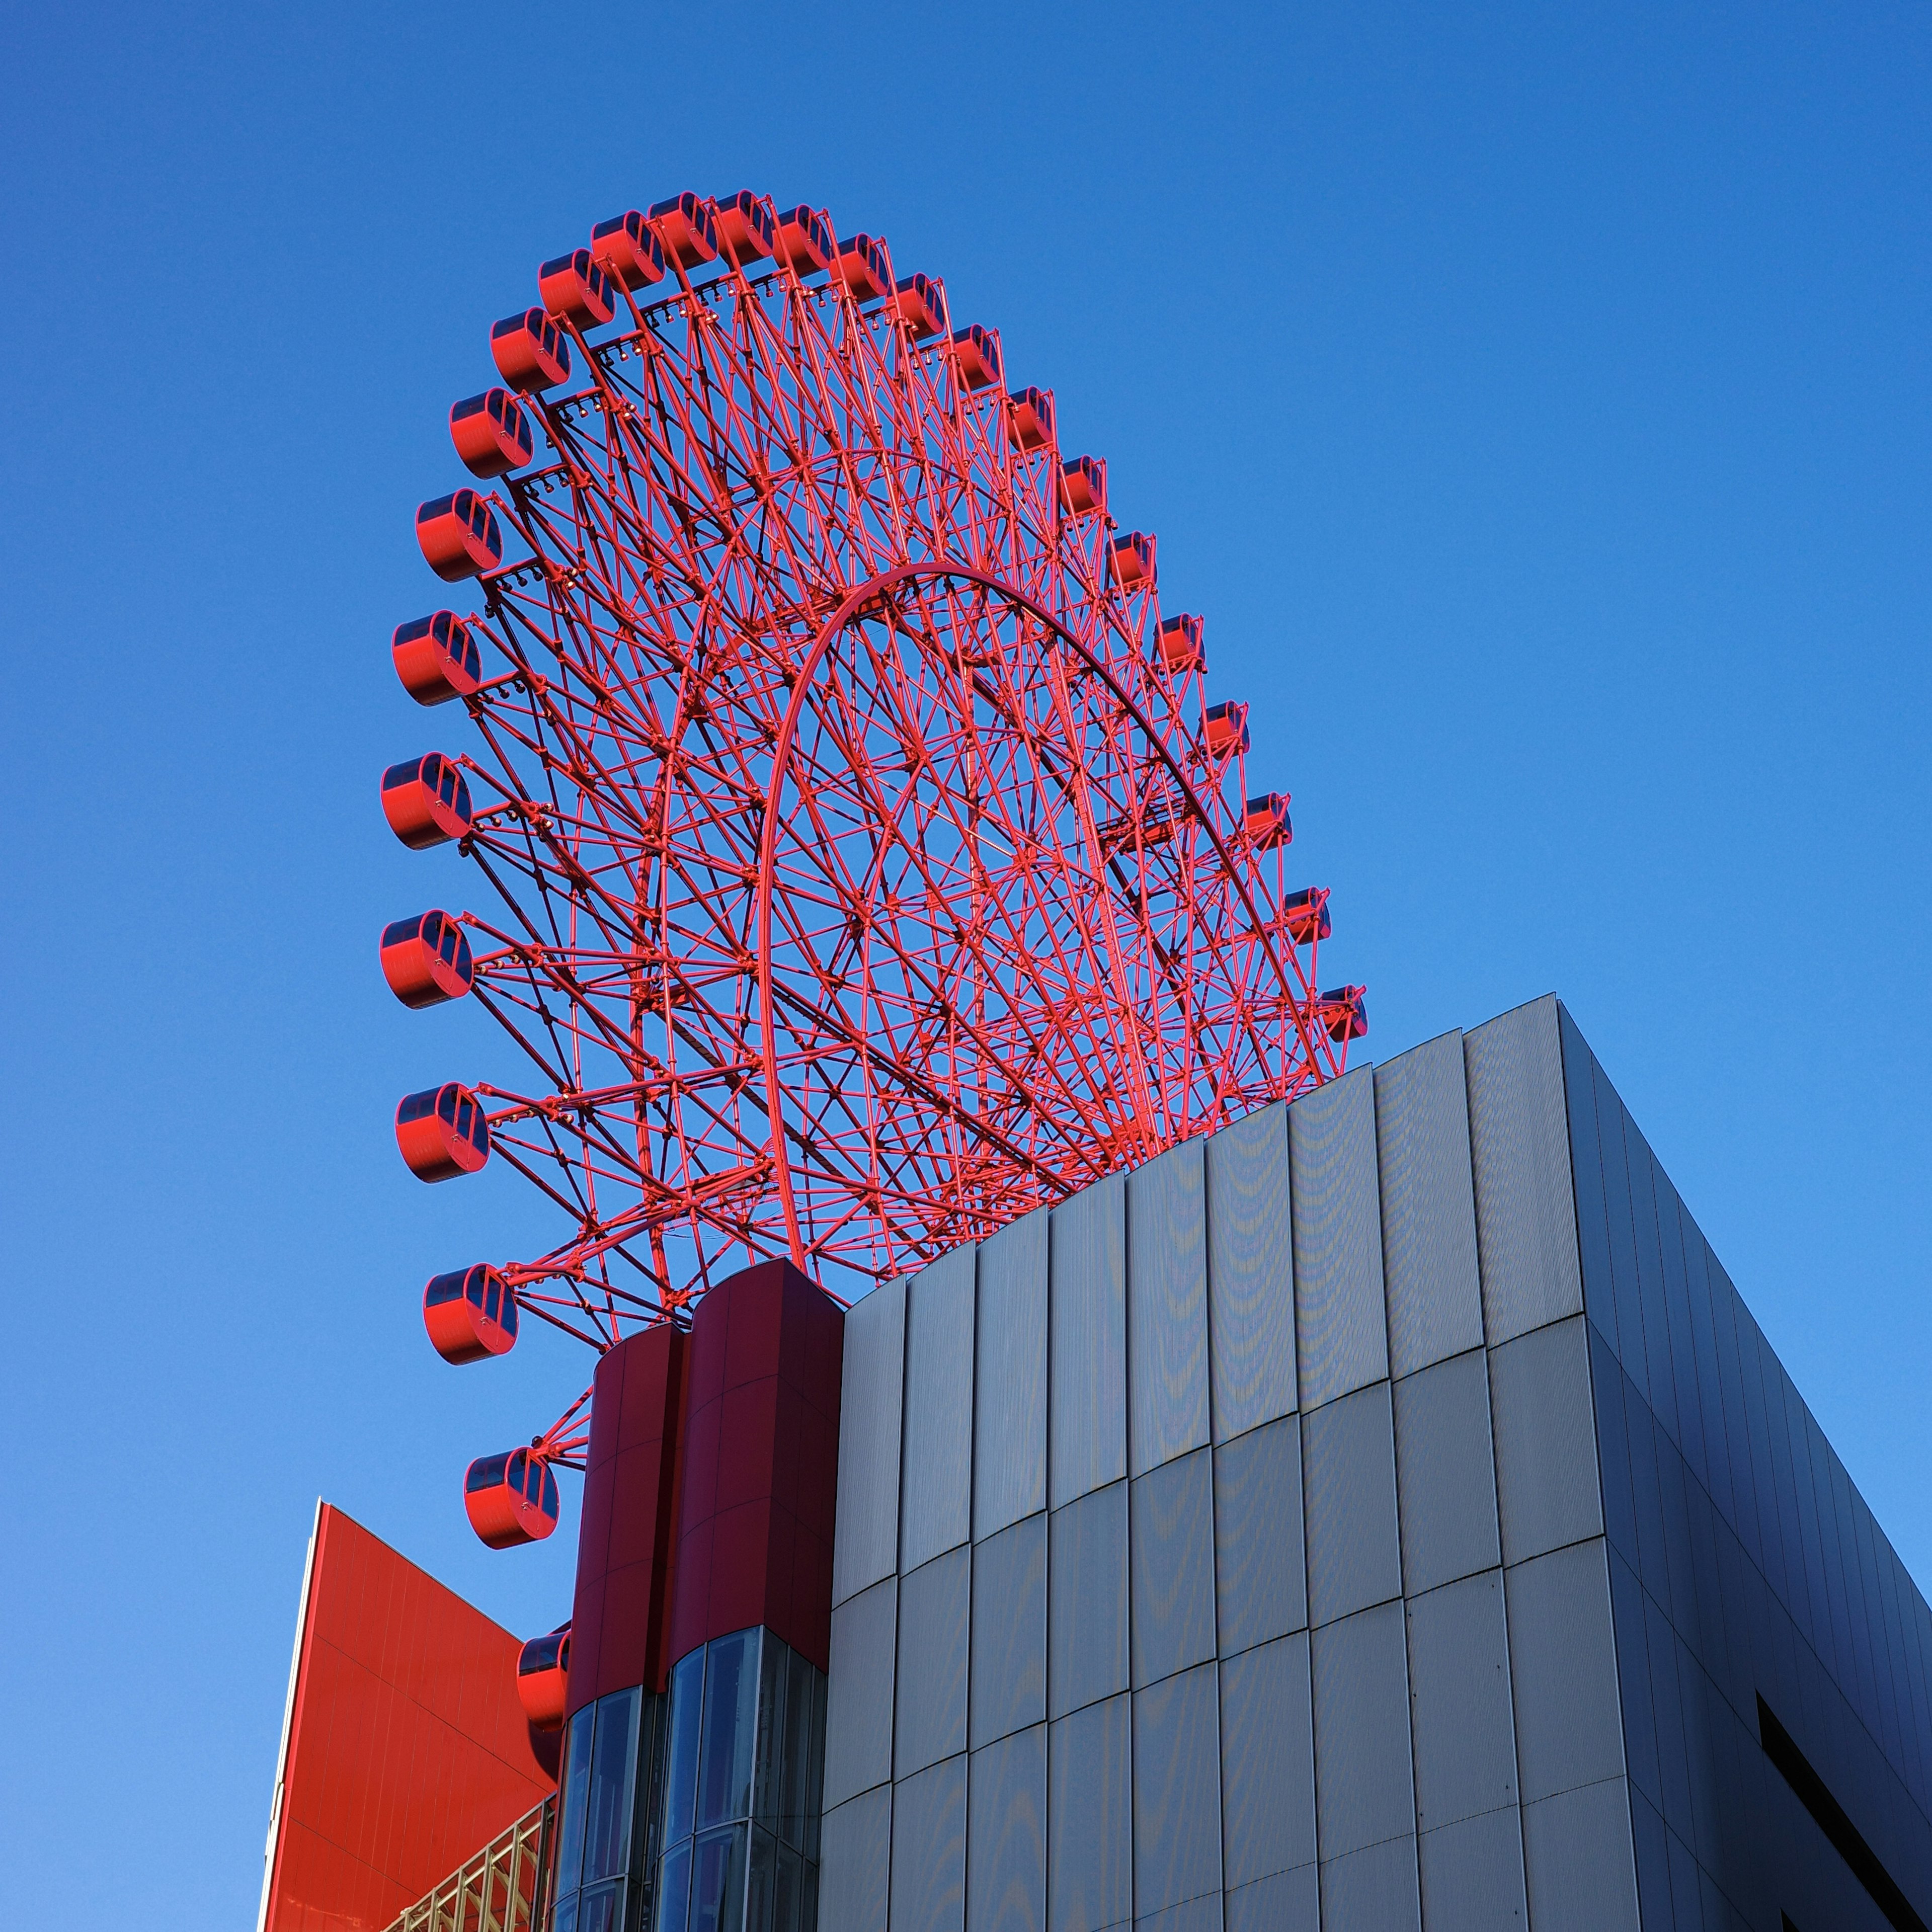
665, 1260, 845, 1671
566, 1322, 689, 1712
262, 1504, 553, 1932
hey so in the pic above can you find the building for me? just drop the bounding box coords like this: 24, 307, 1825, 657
263, 995, 1932, 1931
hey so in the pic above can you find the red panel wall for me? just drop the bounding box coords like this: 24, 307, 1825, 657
566, 1323, 689, 1714
261, 1503, 553, 1932
665, 1260, 845, 1671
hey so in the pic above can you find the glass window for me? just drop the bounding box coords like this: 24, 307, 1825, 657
555, 1704, 596, 1895
465, 1453, 509, 1493
697, 1631, 760, 1830
584, 1686, 641, 1883
508, 1450, 527, 1494
689, 1824, 747, 1932
501, 1294, 518, 1340
425, 1272, 463, 1307
485, 1279, 501, 1324
575, 1877, 624, 1932
542, 1465, 560, 1517
663, 1648, 705, 1845
777, 1646, 817, 1852
657, 1841, 693, 1932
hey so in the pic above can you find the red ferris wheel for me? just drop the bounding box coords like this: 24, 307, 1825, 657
378, 190, 1366, 1545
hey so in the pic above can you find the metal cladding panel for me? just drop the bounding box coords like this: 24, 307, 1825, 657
823, 1575, 896, 1809
1289, 1067, 1389, 1410
1393, 1348, 1500, 1597
1317, 1837, 1420, 1931
1218, 1633, 1317, 1889
902, 1244, 977, 1574
970, 1726, 1048, 1932
1213, 1415, 1307, 1653
891, 1753, 968, 1932
1222, 1865, 1318, 1932
1050, 1482, 1130, 1720
1132, 1662, 1223, 1915
819, 1785, 891, 1932
1374, 1032, 1485, 1378
973, 1513, 1048, 1750
977, 1209, 1049, 1542
1490, 1315, 1605, 1567
1463, 996, 1582, 1346
1132, 1896, 1222, 1932
1416, 1805, 1530, 1932
1302, 1381, 1402, 1628
1309, 1599, 1415, 1861
1406, 1571, 1519, 1830
1205, 1102, 1296, 1443
897, 1546, 970, 1780
1131, 1448, 1216, 1688
262, 1504, 553, 1932
1050, 1173, 1129, 1509
1519, 1777, 1640, 1932
1049, 1693, 1133, 1932
1506, 1539, 1626, 1804
1560, 1004, 1620, 1352
834, 1276, 907, 1607
1128, 1137, 1211, 1476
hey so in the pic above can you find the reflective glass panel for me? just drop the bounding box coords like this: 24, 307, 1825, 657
584, 1686, 640, 1882
657, 1841, 693, 1932
690, 1824, 747, 1932
663, 1648, 705, 1844
754, 1633, 787, 1831
746, 1825, 777, 1932
698, 1630, 759, 1829
555, 1704, 596, 1895
577, 1877, 624, 1932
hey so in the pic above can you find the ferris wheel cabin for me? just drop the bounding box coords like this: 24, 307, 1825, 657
463, 1447, 560, 1549
423, 1263, 518, 1363
775, 205, 833, 276
1319, 984, 1370, 1042
416, 490, 503, 581
381, 753, 473, 848
714, 191, 775, 266
448, 388, 534, 478
516, 1628, 571, 1729
380, 909, 475, 1008
538, 250, 615, 331
1059, 454, 1107, 516
395, 1082, 491, 1182
1160, 613, 1205, 675
1009, 385, 1056, 452
589, 211, 667, 292
490, 309, 572, 391
1280, 886, 1333, 946
392, 611, 482, 707
891, 273, 946, 341
1111, 530, 1156, 588
833, 233, 891, 304
950, 324, 1002, 390
1243, 791, 1294, 849
1203, 700, 1250, 760
648, 193, 717, 270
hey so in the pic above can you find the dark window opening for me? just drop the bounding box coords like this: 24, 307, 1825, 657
1759, 1694, 1928, 1932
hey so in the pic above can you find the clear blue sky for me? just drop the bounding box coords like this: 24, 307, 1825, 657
2, 2, 1925, 1921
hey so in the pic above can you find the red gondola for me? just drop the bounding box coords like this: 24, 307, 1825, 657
589, 211, 667, 292
1159, 614, 1204, 675
1009, 386, 1055, 452
832, 234, 890, 303
1280, 887, 1332, 946
490, 308, 572, 391
449, 388, 534, 478
396, 1082, 491, 1182
423, 1263, 518, 1363
1319, 985, 1369, 1042
416, 490, 504, 581
538, 249, 615, 330
714, 191, 774, 265
464, 1447, 560, 1549
1243, 792, 1293, 849
1203, 701, 1250, 760
1058, 454, 1106, 517
950, 324, 1002, 390
890, 273, 946, 341
381, 752, 474, 848
648, 193, 717, 269
774, 205, 832, 276
1111, 531, 1156, 588
517, 1627, 571, 1728
380, 909, 475, 1008
392, 612, 483, 707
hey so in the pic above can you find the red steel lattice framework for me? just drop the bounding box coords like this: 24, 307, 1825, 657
380, 191, 1365, 1506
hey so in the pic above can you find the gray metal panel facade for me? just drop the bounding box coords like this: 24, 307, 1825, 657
819, 997, 1932, 1931
1050, 1173, 1128, 1510
1128, 1138, 1210, 1478
1375, 1031, 1485, 1379
835, 1276, 907, 1606
1289, 1066, 1389, 1410
1464, 995, 1582, 1346
976, 1209, 1049, 1542
902, 1244, 976, 1574
1204, 1102, 1295, 1443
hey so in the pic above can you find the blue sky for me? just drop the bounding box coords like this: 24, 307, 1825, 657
1, 2, 1925, 1921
